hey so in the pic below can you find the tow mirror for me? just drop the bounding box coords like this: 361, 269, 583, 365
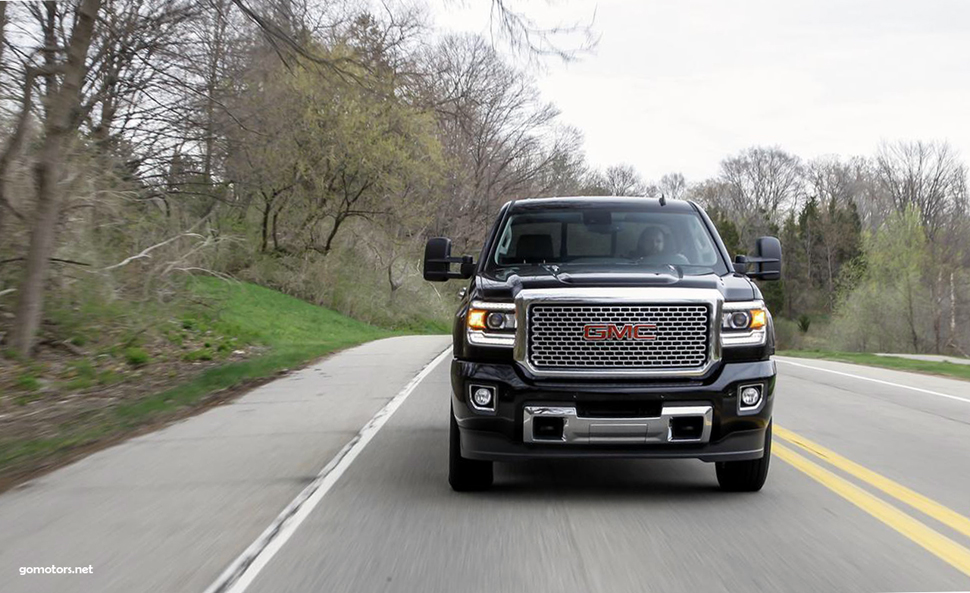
423, 237, 476, 282
734, 236, 782, 281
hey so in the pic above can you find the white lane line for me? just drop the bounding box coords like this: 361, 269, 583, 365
775, 358, 970, 405
203, 347, 452, 593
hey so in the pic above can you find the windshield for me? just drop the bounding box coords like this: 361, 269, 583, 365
486, 206, 728, 276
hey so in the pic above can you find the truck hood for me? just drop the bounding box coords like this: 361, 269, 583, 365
476, 268, 759, 302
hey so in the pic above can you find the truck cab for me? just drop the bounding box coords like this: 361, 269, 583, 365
423, 197, 781, 492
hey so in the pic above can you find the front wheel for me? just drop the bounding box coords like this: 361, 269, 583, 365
449, 408, 493, 491
716, 421, 772, 492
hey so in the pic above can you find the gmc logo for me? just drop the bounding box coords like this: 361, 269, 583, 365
583, 324, 657, 341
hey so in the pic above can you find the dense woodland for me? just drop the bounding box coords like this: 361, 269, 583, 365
1, 0, 968, 361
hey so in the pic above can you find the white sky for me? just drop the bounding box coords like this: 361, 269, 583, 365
429, 0, 970, 181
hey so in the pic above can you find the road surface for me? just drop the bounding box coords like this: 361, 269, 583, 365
2, 336, 969, 592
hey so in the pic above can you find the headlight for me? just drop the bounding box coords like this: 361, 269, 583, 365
467, 308, 516, 330
722, 307, 767, 330
721, 301, 768, 347
466, 301, 516, 347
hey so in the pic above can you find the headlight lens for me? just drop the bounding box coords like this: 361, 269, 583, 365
486, 311, 510, 330
468, 304, 515, 331
722, 308, 767, 330
730, 311, 750, 329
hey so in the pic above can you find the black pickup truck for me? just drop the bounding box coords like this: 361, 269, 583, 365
423, 197, 781, 492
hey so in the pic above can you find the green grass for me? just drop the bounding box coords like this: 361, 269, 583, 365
777, 350, 970, 382
15, 373, 41, 392
0, 278, 397, 480
124, 347, 150, 366
191, 277, 394, 347
110, 278, 399, 425
62, 360, 97, 391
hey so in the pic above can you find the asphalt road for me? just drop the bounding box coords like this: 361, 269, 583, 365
3, 337, 970, 592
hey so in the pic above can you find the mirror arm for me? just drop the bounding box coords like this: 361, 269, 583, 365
427, 255, 475, 279
425, 255, 472, 265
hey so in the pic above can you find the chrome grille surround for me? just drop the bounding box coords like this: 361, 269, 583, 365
513, 287, 723, 378
530, 304, 709, 368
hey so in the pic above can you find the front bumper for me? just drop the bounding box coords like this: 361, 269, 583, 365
451, 359, 775, 463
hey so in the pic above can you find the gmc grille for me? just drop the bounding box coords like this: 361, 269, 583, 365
528, 304, 710, 369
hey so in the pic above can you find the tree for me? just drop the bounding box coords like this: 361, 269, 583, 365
485, 0, 597, 62
833, 208, 932, 353
602, 164, 646, 196
718, 146, 803, 245
223, 35, 442, 257
873, 142, 968, 352
12, 0, 104, 356
658, 172, 687, 200
805, 158, 864, 297
422, 34, 563, 248
874, 141, 967, 238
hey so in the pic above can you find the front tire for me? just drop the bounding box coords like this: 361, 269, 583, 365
716, 421, 772, 492
449, 407, 493, 491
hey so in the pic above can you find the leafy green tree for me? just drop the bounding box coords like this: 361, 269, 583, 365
224, 41, 442, 259
831, 207, 932, 352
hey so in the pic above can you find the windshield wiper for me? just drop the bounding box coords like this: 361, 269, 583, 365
539, 263, 564, 282
663, 263, 685, 278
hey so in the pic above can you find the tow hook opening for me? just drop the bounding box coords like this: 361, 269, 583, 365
532, 417, 565, 441
669, 416, 704, 441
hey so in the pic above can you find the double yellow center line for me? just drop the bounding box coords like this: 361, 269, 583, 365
774, 426, 970, 578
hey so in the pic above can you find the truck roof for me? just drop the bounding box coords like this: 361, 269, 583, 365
507, 196, 697, 213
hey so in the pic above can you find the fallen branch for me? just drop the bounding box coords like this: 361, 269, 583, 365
0, 257, 92, 267
39, 338, 85, 357
101, 233, 203, 271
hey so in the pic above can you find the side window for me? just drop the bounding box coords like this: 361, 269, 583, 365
494, 224, 513, 262
687, 217, 717, 265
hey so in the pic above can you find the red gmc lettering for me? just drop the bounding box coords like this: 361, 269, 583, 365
583, 324, 656, 341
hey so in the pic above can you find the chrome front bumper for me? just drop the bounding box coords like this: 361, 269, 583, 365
522, 404, 714, 445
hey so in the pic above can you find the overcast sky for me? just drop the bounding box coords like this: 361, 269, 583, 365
429, 0, 970, 182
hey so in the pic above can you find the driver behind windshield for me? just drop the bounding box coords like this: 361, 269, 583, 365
636, 227, 689, 265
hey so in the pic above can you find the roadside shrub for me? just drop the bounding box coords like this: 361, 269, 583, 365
16, 373, 41, 392
63, 360, 97, 391
182, 349, 214, 362
236, 219, 455, 332
773, 317, 801, 350
124, 347, 150, 366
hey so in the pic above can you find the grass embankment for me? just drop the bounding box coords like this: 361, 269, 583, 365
777, 350, 970, 382
0, 278, 398, 485
113, 279, 397, 420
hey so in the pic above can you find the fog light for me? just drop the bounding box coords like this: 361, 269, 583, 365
740, 386, 762, 407
472, 386, 494, 409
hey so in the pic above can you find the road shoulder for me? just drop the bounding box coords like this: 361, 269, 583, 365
0, 335, 450, 593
